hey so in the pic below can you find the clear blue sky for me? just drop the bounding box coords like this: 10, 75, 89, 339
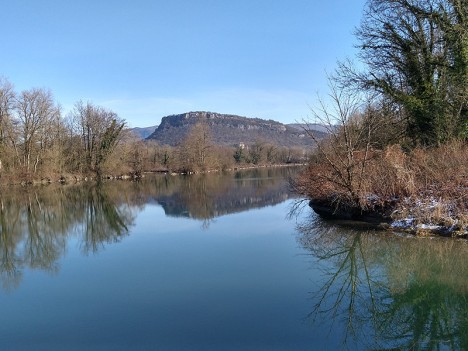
1, 0, 366, 127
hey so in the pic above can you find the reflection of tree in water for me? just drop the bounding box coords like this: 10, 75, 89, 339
0, 197, 23, 290
374, 238, 468, 351
0, 191, 67, 290
296, 215, 468, 350
0, 167, 297, 289
79, 185, 132, 253
0, 185, 135, 290
297, 216, 385, 349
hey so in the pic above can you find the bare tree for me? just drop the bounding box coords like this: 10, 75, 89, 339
0, 78, 15, 143
295, 79, 386, 212
248, 139, 265, 165
14, 88, 60, 174
71, 101, 125, 177
0, 78, 16, 173
177, 122, 214, 172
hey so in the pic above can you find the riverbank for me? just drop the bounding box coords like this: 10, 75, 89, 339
0, 163, 305, 187
308, 199, 467, 239
295, 142, 468, 239
0, 173, 137, 187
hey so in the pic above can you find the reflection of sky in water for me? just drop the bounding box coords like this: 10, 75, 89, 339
0, 169, 467, 350
1, 199, 344, 350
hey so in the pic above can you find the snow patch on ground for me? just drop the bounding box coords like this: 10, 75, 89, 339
389, 196, 467, 237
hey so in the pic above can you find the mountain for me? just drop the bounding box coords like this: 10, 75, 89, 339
287, 123, 332, 134
146, 111, 326, 147
130, 126, 158, 139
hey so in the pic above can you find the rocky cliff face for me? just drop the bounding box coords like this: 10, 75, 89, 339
146, 111, 322, 147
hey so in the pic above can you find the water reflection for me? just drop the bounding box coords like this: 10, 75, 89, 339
135, 167, 295, 220
297, 215, 468, 350
0, 167, 295, 290
0, 185, 135, 290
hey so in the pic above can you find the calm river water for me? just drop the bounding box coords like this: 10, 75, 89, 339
0, 167, 466, 350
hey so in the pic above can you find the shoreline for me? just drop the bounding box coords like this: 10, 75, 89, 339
0, 163, 306, 187
309, 199, 468, 239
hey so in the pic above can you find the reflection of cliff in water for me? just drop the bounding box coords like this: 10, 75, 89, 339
139, 167, 298, 220
296, 215, 468, 350
0, 167, 298, 290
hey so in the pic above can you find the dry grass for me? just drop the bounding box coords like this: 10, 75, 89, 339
295, 141, 468, 230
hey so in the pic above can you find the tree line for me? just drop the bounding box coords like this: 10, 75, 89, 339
0, 78, 307, 184
128, 122, 308, 175
0, 78, 126, 182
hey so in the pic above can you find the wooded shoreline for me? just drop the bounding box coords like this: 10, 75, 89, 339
0, 163, 305, 187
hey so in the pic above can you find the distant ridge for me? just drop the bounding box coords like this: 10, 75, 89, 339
288, 123, 332, 134
130, 126, 158, 139
146, 111, 325, 147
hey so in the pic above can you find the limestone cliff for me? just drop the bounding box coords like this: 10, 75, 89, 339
146, 111, 324, 147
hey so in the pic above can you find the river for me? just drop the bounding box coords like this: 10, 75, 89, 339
0, 167, 466, 350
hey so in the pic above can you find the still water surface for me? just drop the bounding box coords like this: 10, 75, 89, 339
0, 168, 467, 350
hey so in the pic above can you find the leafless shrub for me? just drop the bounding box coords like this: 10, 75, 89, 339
294, 74, 467, 229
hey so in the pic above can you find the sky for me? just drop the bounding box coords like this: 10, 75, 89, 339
1, 0, 367, 128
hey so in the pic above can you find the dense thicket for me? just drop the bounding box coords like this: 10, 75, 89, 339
341, 0, 467, 145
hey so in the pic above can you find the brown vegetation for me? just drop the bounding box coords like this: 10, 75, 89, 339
293, 0, 467, 237
1, 78, 306, 185
0, 78, 126, 184
127, 122, 309, 175
295, 141, 468, 232
291, 79, 467, 234
292, 82, 467, 236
